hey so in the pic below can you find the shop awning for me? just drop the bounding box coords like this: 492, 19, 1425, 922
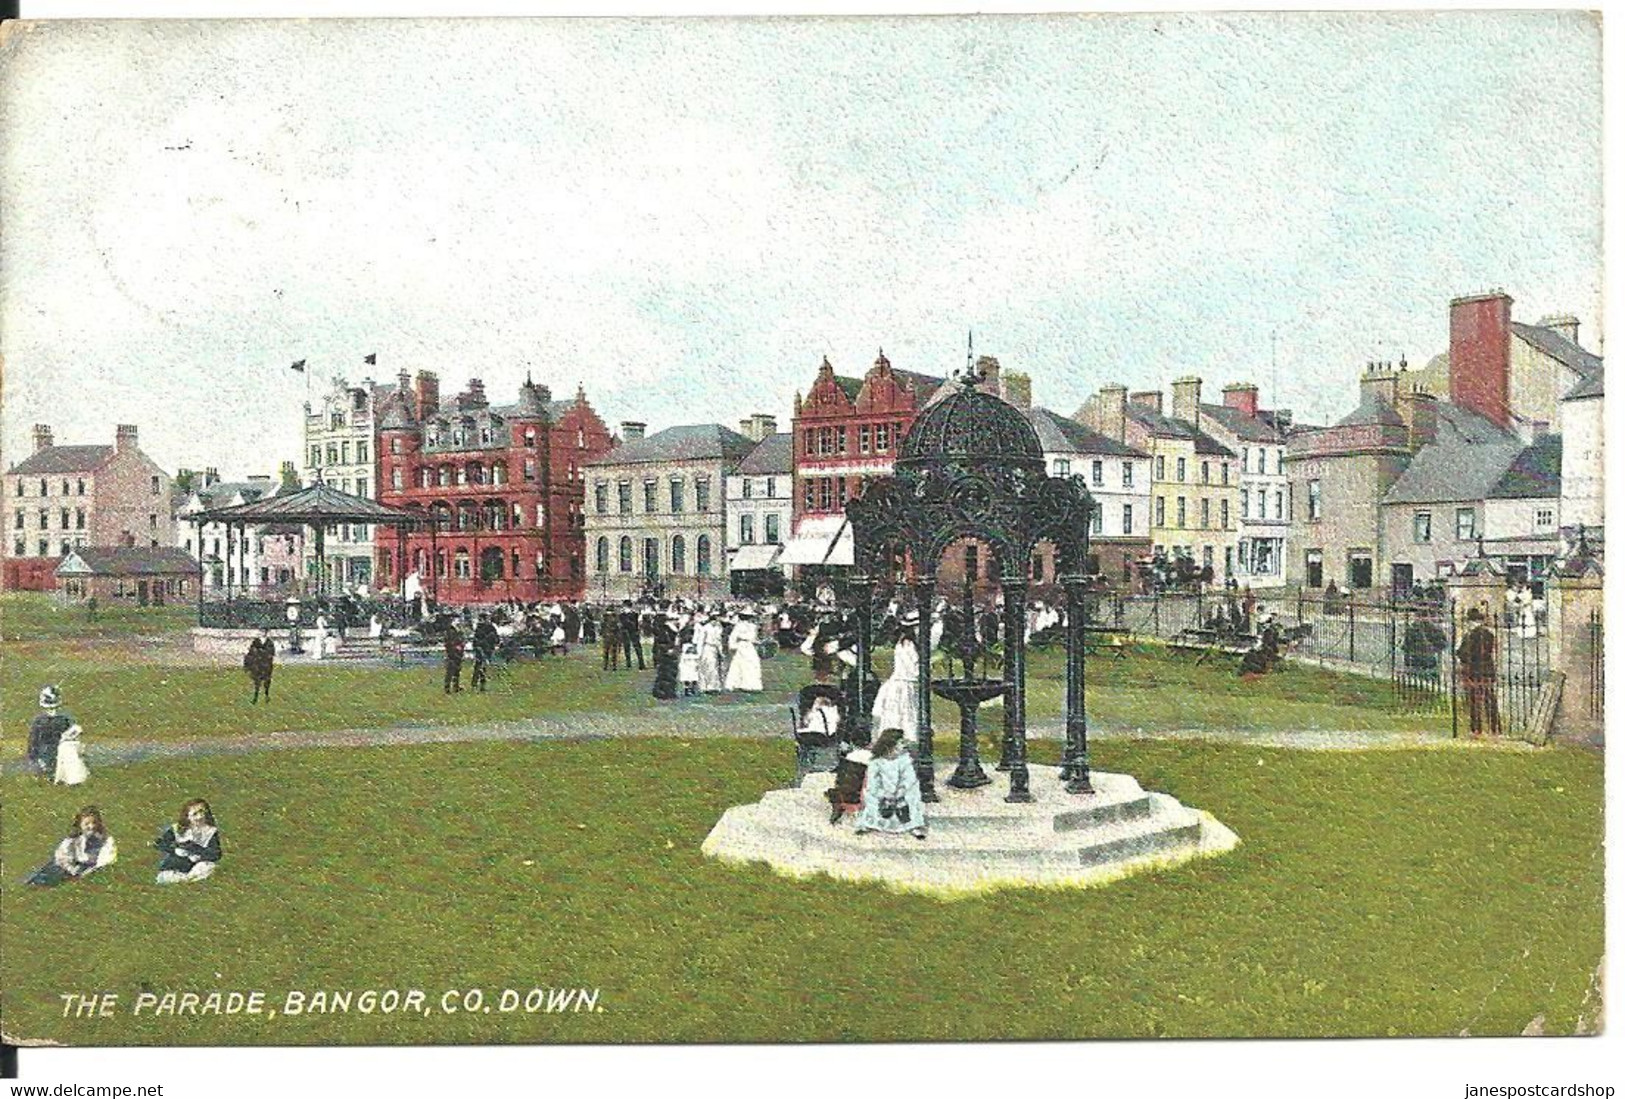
729, 544, 783, 571
779, 516, 848, 566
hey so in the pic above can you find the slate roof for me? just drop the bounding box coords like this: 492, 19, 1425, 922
833, 375, 864, 401
588, 424, 759, 467
190, 481, 276, 509
1566, 368, 1604, 401
1024, 407, 1149, 458
1434, 401, 1518, 446
57, 546, 201, 576
1200, 403, 1285, 444
1489, 435, 1563, 500
1382, 439, 1523, 506
737, 433, 794, 475
7, 446, 115, 476
190, 482, 416, 524
1511, 322, 1603, 377
1334, 392, 1405, 429
1125, 405, 1235, 457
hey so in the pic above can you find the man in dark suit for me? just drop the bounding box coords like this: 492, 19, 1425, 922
444, 621, 466, 694
471, 614, 500, 693
1456, 607, 1500, 737
620, 602, 645, 671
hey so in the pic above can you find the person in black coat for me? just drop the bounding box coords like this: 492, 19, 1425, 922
620, 603, 645, 670
443, 622, 466, 694
650, 615, 680, 700
244, 629, 276, 704
471, 615, 501, 693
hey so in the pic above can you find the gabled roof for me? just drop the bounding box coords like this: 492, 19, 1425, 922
1125, 405, 1236, 457
1200, 403, 1285, 444
1511, 322, 1603, 377
57, 546, 201, 576
1024, 407, 1148, 458
589, 424, 759, 467
8, 446, 115, 476
1489, 434, 1562, 500
737, 433, 794, 475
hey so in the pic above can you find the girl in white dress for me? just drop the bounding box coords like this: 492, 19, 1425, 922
724, 613, 763, 692
870, 628, 921, 744
54, 719, 90, 786
26, 806, 116, 886
853, 730, 927, 839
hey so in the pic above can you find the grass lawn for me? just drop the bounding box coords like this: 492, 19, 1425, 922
0, 737, 1601, 1044
0, 591, 195, 645
1, 635, 1446, 759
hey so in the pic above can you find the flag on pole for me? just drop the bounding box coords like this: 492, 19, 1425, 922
290, 360, 306, 373
364, 353, 377, 365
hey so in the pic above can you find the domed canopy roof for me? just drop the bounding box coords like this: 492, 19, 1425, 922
896, 373, 1045, 471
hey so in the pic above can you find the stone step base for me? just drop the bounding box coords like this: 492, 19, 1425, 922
703, 765, 1238, 896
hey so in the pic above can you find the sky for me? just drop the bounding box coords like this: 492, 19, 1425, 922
0, 12, 1604, 478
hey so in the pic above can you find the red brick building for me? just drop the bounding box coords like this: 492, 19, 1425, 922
781, 351, 945, 573
374, 372, 612, 604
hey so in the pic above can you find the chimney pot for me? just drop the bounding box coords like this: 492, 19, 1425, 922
115, 424, 138, 451
31, 424, 53, 453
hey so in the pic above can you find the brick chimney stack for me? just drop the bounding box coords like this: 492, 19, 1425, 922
1002, 371, 1032, 410
464, 378, 488, 409
738, 413, 778, 442
1396, 385, 1439, 453
1449, 291, 1513, 428
1089, 384, 1129, 442
1537, 314, 1581, 347
620, 422, 647, 441
1222, 383, 1260, 418
204, 467, 220, 486
32, 424, 52, 453
1170, 376, 1202, 426
115, 424, 138, 452
1129, 390, 1163, 416
974, 354, 1002, 397
1359, 361, 1401, 409
414, 371, 440, 421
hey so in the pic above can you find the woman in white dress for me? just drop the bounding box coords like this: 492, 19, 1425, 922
311, 612, 329, 661
54, 719, 90, 786
696, 614, 725, 693
724, 612, 763, 692
870, 625, 921, 744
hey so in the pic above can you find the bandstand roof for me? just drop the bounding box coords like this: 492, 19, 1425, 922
188, 481, 419, 526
